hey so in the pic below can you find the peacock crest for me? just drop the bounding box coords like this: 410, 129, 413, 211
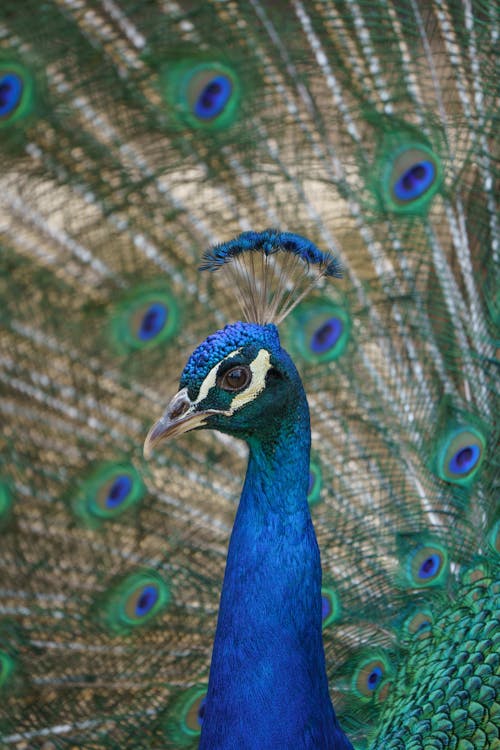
199, 228, 342, 325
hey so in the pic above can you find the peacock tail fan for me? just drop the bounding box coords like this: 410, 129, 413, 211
0, 1, 498, 749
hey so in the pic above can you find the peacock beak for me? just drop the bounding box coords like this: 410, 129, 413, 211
144, 387, 211, 458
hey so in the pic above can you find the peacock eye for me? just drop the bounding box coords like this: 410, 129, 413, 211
218, 365, 252, 392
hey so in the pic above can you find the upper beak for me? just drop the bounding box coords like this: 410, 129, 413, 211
143, 387, 210, 459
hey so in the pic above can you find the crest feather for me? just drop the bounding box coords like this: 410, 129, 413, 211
200, 229, 342, 325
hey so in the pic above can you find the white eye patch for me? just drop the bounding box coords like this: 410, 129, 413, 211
229, 349, 271, 414
193, 348, 271, 414
194, 347, 242, 405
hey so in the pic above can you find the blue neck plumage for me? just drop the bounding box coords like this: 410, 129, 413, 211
199, 384, 353, 749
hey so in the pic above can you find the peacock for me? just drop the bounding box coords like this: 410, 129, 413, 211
0, 0, 498, 748
143, 232, 354, 749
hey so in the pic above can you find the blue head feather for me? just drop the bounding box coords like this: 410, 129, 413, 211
200, 228, 341, 277
180, 322, 280, 397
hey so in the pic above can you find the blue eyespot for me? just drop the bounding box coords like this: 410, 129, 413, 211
101, 571, 170, 634
105, 474, 133, 509
310, 316, 344, 355
418, 553, 441, 580
416, 619, 432, 633
137, 302, 168, 342
353, 656, 390, 699
393, 160, 435, 202
72, 463, 145, 525
110, 287, 178, 353
448, 444, 480, 476
161, 61, 241, 131
0, 72, 22, 118
0, 63, 36, 128
134, 584, 159, 617
407, 544, 448, 587
286, 301, 350, 364
416, 617, 431, 632
434, 425, 486, 485
375, 138, 443, 215
366, 666, 383, 691
194, 74, 232, 120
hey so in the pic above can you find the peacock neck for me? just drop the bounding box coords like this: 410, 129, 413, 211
199, 388, 351, 749
243, 390, 311, 515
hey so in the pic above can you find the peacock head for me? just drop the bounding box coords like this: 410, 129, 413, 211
144, 321, 304, 453
144, 230, 341, 454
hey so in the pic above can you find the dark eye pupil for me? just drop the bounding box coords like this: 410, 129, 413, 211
220, 366, 250, 391
228, 368, 245, 385
218, 364, 252, 392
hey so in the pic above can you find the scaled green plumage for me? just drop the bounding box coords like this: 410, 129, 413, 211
0, 1, 498, 748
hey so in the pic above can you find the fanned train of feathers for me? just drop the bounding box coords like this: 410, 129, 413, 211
0, 2, 499, 749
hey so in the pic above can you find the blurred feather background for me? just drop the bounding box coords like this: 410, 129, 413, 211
0, 1, 498, 748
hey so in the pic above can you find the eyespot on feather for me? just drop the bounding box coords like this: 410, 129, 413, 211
352, 654, 392, 700
380, 143, 442, 214
71, 462, 145, 526
99, 571, 170, 634
189, 71, 233, 121
0, 71, 23, 118
390, 149, 438, 204
369, 126, 444, 216
434, 426, 486, 485
406, 544, 448, 588
0, 62, 35, 126
161, 61, 240, 130
109, 287, 179, 354
285, 301, 350, 364
124, 583, 159, 620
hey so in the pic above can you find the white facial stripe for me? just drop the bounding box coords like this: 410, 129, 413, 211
193, 347, 272, 413
194, 348, 242, 406
229, 348, 271, 414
